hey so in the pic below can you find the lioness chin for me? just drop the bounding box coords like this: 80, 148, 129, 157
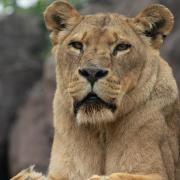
12, 1, 180, 180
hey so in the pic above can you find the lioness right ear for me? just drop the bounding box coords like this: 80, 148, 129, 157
44, 0, 82, 45
132, 4, 174, 49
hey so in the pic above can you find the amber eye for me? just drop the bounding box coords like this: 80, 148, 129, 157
68, 41, 83, 51
113, 43, 131, 55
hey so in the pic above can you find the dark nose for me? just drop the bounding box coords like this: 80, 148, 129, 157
79, 68, 108, 86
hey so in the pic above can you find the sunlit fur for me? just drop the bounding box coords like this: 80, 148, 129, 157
11, 1, 180, 180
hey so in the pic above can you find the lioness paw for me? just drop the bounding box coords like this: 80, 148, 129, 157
108, 173, 162, 180
88, 174, 129, 180
88, 175, 109, 180
10, 166, 46, 180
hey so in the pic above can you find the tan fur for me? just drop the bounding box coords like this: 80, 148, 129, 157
12, 1, 180, 180
10, 166, 46, 180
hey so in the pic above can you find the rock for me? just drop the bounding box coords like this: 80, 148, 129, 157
158, 0, 180, 87
0, 13, 45, 179
81, 0, 157, 15
9, 57, 55, 177
7, 0, 180, 178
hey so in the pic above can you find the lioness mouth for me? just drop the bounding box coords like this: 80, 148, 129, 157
74, 92, 116, 114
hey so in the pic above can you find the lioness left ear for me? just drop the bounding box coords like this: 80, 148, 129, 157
132, 4, 174, 49
44, 0, 81, 31
44, 0, 82, 45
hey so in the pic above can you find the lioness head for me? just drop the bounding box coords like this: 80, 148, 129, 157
44, 1, 174, 125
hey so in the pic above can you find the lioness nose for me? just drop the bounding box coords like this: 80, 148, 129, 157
79, 68, 108, 86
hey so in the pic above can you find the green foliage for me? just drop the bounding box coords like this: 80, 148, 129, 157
0, 0, 88, 57
0, 1, 16, 14
26, 0, 88, 17
1, 0, 17, 9
1, 0, 88, 14
0, 0, 88, 30
1, 0, 8, 7
22, 0, 51, 17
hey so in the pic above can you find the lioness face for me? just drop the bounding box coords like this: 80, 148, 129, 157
44, 1, 174, 125
56, 15, 145, 125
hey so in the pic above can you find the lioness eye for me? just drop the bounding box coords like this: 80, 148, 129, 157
68, 41, 83, 51
113, 43, 131, 55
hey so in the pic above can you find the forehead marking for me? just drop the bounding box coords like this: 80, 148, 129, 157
99, 15, 111, 27
82, 31, 88, 41
113, 32, 119, 42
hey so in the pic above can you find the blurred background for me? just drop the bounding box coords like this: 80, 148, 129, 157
0, 0, 180, 179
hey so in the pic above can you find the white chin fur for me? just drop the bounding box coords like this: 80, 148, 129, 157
76, 107, 115, 125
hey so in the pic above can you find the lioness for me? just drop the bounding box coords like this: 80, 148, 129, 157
12, 1, 180, 180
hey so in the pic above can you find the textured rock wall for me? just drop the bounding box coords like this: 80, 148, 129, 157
0, 14, 45, 179
9, 57, 55, 176
1, 1, 180, 179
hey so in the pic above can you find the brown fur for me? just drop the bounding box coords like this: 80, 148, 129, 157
12, 1, 180, 180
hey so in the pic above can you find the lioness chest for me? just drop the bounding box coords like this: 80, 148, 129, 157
50, 107, 177, 180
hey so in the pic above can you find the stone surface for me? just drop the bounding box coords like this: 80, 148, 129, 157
9, 57, 55, 177
2, 1, 180, 179
0, 14, 45, 179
